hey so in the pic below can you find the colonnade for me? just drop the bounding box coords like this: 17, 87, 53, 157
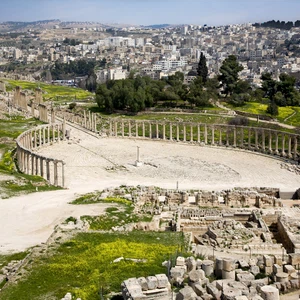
16, 122, 66, 187
107, 120, 299, 160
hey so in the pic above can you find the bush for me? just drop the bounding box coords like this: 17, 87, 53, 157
228, 116, 249, 126
68, 102, 77, 110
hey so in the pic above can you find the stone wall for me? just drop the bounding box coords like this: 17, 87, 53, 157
16, 122, 66, 187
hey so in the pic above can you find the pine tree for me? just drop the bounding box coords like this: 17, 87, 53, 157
197, 52, 208, 83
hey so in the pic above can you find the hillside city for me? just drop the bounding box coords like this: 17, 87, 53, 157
0, 20, 300, 88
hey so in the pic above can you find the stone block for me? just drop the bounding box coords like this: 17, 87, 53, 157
215, 279, 233, 291
206, 283, 222, 300
275, 272, 288, 283
250, 265, 260, 276
238, 259, 249, 269
260, 285, 279, 300
236, 272, 255, 287
283, 264, 295, 275
189, 269, 205, 283
146, 276, 158, 290
222, 287, 242, 299
234, 296, 249, 300
223, 258, 235, 272
176, 256, 186, 266
176, 286, 198, 300
191, 282, 206, 296
272, 264, 282, 274
222, 269, 236, 280
263, 255, 272, 267
170, 266, 185, 279
289, 253, 300, 266
201, 260, 214, 276
274, 255, 282, 266
137, 277, 148, 291
186, 256, 197, 272
264, 266, 272, 275
290, 272, 299, 280
155, 274, 169, 288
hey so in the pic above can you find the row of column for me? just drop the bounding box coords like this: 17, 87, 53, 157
108, 120, 299, 160
16, 123, 66, 187
17, 146, 65, 187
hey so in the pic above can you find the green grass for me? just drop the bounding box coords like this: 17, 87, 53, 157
81, 197, 152, 230
0, 116, 62, 198
225, 102, 300, 127
0, 251, 29, 272
3, 79, 94, 104
0, 231, 186, 300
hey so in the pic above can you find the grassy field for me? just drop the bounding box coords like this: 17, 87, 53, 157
2, 79, 94, 104
226, 102, 300, 127
0, 231, 186, 300
0, 115, 61, 198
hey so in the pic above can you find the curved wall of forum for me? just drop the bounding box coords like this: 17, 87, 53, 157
16, 122, 66, 187
106, 119, 299, 160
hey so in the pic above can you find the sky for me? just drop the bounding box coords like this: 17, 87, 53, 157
1, 0, 300, 26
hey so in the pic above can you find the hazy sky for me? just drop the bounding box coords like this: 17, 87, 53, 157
1, 0, 300, 26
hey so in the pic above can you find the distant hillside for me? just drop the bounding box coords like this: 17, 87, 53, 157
143, 24, 173, 29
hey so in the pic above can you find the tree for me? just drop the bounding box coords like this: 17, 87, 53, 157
218, 55, 243, 97
261, 72, 277, 101
266, 101, 278, 116
197, 52, 208, 83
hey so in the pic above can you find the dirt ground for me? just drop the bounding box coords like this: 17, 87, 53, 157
0, 125, 299, 254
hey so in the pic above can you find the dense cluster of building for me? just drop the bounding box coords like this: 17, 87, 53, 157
0, 22, 300, 86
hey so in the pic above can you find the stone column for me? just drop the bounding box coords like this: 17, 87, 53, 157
190, 125, 193, 142
35, 155, 39, 175
46, 160, 50, 182
240, 127, 244, 148
47, 126, 50, 144
169, 123, 172, 141
211, 126, 215, 145
56, 124, 60, 143
163, 123, 166, 140
84, 110, 87, 128
52, 124, 55, 144
156, 122, 159, 139
115, 121, 118, 137
275, 132, 279, 155
54, 161, 58, 186
219, 129, 222, 146
261, 129, 265, 152
281, 133, 286, 156
176, 124, 180, 141
149, 122, 152, 139
233, 127, 237, 147
204, 124, 208, 144
268, 130, 272, 153
62, 162, 65, 188
197, 124, 200, 143
109, 121, 112, 136
31, 155, 35, 175
288, 135, 292, 158
62, 118, 66, 141
183, 124, 186, 142
255, 129, 259, 150
88, 111, 91, 130
128, 121, 132, 137
94, 115, 97, 132
51, 109, 55, 124
27, 152, 30, 174
40, 157, 44, 178
121, 121, 124, 137
293, 136, 298, 161
226, 127, 229, 146
142, 122, 145, 138
135, 122, 139, 138
39, 128, 42, 146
